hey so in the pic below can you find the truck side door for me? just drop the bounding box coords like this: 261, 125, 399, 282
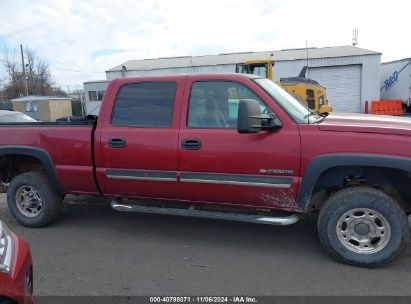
178, 76, 301, 211
95, 77, 185, 199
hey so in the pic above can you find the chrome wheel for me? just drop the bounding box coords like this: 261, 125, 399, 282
15, 185, 43, 218
336, 208, 391, 254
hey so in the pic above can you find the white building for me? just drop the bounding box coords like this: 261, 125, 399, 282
85, 45, 381, 114
380, 58, 411, 105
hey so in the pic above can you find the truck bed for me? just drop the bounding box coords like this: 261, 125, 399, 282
0, 122, 97, 194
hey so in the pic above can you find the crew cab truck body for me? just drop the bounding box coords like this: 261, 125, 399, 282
0, 73, 410, 267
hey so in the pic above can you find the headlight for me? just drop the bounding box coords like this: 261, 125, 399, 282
0, 221, 13, 273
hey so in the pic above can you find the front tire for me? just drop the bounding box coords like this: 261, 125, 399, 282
318, 186, 409, 267
7, 171, 62, 227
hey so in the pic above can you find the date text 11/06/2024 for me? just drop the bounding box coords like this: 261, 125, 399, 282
149, 296, 258, 303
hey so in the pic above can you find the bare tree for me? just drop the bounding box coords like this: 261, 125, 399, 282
1, 46, 66, 99
0, 76, 6, 101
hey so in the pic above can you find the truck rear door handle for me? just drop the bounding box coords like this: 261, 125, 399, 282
108, 138, 126, 148
181, 139, 201, 150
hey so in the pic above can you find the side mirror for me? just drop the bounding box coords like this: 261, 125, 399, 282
238, 99, 262, 133
237, 99, 282, 134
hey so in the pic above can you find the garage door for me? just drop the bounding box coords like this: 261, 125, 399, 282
308, 65, 361, 112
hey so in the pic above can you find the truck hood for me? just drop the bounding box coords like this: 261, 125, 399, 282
319, 112, 411, 136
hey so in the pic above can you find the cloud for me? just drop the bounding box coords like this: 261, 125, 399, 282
90, 49, 130, 59
0, 0, 410, 89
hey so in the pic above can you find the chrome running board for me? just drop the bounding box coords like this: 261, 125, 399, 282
110, 200, 299, 226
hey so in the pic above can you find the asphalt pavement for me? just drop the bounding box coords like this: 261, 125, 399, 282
1, 193, 411, 297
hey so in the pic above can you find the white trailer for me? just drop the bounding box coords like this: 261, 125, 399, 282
381, 58, 411, 111
83, 80, 109, 115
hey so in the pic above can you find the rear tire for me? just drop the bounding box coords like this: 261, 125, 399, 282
7, 171, 62, 227
318, 186, 409, 267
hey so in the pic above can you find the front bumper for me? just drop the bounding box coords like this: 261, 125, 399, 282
0, 233, 35, 304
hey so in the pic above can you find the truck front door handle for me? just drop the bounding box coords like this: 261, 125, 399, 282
181, 139, 202, 150
108, 138, 126, 148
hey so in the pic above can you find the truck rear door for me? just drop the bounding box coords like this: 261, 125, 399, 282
95, 76, 185, 199
177, 75, 301, 211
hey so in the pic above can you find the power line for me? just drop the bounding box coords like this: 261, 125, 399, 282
0, 60, 105, 74
54, 67, 105, 74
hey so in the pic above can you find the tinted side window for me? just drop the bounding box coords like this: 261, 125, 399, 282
111, 82, 176, 127
188, 81, 269, 129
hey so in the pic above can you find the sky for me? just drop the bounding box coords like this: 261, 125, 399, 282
0, 0, 410, 91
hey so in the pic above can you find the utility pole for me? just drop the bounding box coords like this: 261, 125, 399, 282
20, 44, 29, 96
0, 78, 4, 102
0, 80, 5, 109
305, 40, 309, 77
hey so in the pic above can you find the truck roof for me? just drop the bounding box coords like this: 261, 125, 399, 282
108, 73, 261, 83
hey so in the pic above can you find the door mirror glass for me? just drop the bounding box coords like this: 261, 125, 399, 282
237, 99, 282, 134
237, 99, 262, 133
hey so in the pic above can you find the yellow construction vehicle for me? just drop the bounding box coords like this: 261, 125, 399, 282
235, 60, 332, 113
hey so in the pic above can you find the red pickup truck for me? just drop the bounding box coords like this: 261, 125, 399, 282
0, 73, 410, 267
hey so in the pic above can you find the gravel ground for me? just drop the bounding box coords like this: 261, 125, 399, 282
1, 193, 411, 297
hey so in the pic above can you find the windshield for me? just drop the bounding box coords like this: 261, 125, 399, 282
291, 94, 309, 108
254, 78, 319, 124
